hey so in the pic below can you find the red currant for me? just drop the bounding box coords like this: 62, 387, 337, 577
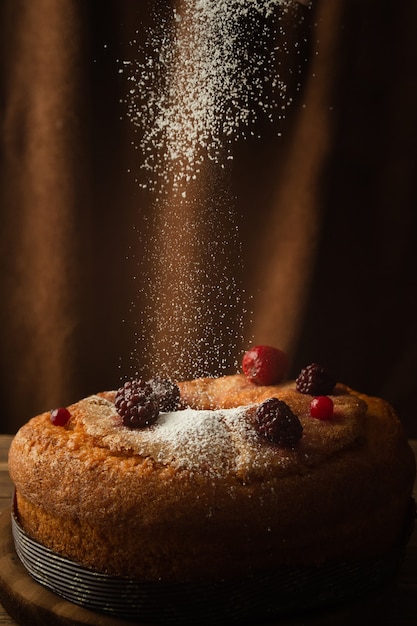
242, 345, 288, 386
50, 407, 71, 426
310, 396, 334, 420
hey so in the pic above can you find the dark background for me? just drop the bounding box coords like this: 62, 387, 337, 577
1, 0, 416, 436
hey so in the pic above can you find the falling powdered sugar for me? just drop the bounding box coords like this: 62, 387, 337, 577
121, 0, 306, 192
118, 1, 309, 380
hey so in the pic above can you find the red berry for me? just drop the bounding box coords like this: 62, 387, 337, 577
242, 345, 288, 386
50, 407, 71, 426
310, 396, 334, 420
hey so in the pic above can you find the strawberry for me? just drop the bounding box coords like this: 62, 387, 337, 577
242, 345, 288, 386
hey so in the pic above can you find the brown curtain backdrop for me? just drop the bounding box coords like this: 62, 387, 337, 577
1, 0, 416, 436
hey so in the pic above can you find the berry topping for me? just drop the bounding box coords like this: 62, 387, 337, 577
296, 363, 336, 396
242, 345, 288, 386
310, 396, 334, 420
115, 379, 159, 429
147, 376, 180, 412
50, 407, 71, 427
254, 397, 303, 448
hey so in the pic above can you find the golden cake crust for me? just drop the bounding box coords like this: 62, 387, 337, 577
8, 375, 416, 582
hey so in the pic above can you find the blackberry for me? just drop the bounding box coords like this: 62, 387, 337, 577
115, 379, 159, 429
254, 398, 303, 448
296, 363, 336, 396
147, 376, 180, 412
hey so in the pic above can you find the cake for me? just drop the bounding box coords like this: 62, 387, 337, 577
8, 346, 416, 623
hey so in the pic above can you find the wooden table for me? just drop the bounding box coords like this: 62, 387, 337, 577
1, 435, 416, 625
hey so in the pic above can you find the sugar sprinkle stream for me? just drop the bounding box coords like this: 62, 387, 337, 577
118, 0, 309, 380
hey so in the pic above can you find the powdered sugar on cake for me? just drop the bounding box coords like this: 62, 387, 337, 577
79, 396, 247, 475
75, 391, 366, 479
77, 395, 296, 477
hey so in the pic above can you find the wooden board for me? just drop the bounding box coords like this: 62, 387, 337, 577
0, 506, 408, 626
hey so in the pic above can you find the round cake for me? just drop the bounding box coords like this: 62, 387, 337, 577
8, 349, 416, 622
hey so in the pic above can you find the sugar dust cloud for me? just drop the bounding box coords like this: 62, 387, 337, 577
118, 0, 307, 381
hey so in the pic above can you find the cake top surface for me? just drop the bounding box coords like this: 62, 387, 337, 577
63, 376, 368, 480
